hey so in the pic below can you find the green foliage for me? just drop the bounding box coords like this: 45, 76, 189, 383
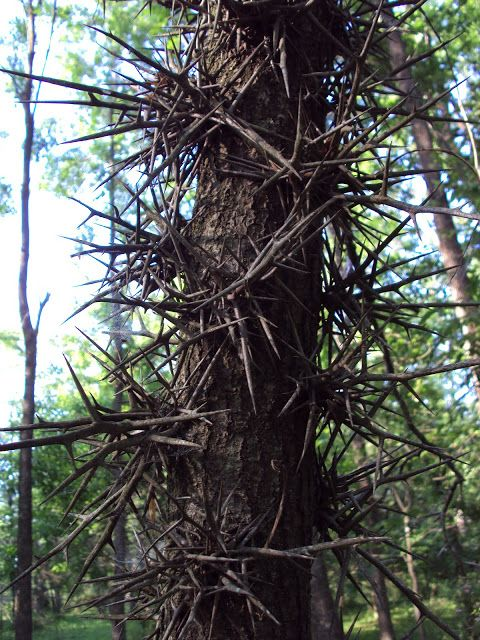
43, 3, 169, 201
0, 180, 14, 217
0, 332, 22, 354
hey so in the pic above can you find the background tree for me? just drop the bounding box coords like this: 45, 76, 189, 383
9, 2, 53, 638
384, 6, 480, 403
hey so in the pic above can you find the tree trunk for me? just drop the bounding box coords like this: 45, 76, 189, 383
108, 141, 128, 640
170, 140, 318, 640
15, 3, 37, 639
385, 10, 480, 402
402, 515, 425, 640
393, 488, 426, 640
311, 557, 344, 640
111, 512, 128, 640
370, 568, 396, 640
387, 17, 479, 635
351, 438, 396, 640
163, 8, 337, 639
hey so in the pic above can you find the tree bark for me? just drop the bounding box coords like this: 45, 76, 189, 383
15, 3, 37, 639
163, 8, 337, 639
385, 10, 480, 402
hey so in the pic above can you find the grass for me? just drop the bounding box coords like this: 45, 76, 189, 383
0, 615, 151, 640
344, 595, 460, 639
0, 597, 461, 639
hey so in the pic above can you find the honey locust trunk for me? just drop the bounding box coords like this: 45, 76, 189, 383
164, 7, 339, 639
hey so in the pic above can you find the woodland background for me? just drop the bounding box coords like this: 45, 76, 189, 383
0, 0, 480, 638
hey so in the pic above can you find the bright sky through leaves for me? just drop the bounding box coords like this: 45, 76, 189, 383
0, 1, 106, 425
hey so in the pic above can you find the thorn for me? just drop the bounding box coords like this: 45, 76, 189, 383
380, 143, 392, 197
279, 24, 290, 99
63, 355, 101, 422
408, 208, 422, 240
233, 301, 257, 414
296, 402, 318, 473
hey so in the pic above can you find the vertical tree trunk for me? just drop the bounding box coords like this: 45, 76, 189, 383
311, 557, 344, 640
370, 568, 396, 640
386, 17, 479, 635
111, 512, 128, 640
15, 3, 36, 639
162, 8, 337, 638
393, 488, 426, 640
108, 140, 127, 640
385, 10, 480, 402
351, 438, 396, 640
402, 515, 425, 640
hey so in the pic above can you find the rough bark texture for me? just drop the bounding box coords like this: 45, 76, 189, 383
165, 11, 336, 639
386, 11, 480, 401
15, 4, 36, 639
172, 146, 318, 640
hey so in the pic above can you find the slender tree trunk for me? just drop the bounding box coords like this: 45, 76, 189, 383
385, 10, 480, 402
108, 142, 127, 640
401, 516, 424, 640
370, 568, 396, 640
351, 438, 396, 640
111, 512, 128, 640
15, 4, 37, 639
393, 488, 426, 640
109, 360, 128, 640
311, 557, 344, 640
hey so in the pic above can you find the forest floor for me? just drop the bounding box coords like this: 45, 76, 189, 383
344, 595, 459, 639
0, 597, 458, 639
